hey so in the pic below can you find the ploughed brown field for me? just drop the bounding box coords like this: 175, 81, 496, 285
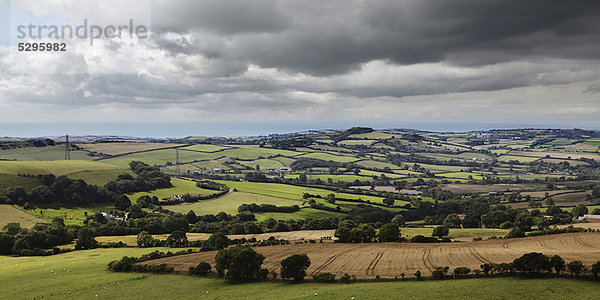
144, 232, 600, 278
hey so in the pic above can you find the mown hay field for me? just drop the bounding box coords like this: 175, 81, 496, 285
0, 204, 46, 228
147, 233, 600, 278
1, 247, 599, 300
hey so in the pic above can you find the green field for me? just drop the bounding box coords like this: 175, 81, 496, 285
217, 180, 385, 203
0, 204, 46, 228
0, 145, 93, 161
0, 160, 128, 177
285, 174, 373, 183
436, 172, 484, 180
0, 173, 41, 191
17, 203, 116, 226
498, 155, 541, 163
401, 227, 509, 239
1, 247, 598, 300
297, 152, 360, 163
129, 178, 218, 201
165, 191, 301, 215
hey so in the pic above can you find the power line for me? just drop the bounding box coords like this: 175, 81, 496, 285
65, 134, 71, 160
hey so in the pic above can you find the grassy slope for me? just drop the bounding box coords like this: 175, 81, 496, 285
166, 191, 302, 215
218, 180, 385, 203
17, 203, 116, 226
0, 145, 93, 161
0, 160, 127, 177
0, 204, 46, 228
129, 178, 218, 200
1, 247, 597, 300
0, 173, 41, 192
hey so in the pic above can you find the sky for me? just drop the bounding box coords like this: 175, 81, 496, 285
1, 0, 600, 137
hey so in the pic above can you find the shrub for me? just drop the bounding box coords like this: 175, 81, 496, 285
189, 262, 212, 276
313, 272, 336, 283
340, 273, 352, 283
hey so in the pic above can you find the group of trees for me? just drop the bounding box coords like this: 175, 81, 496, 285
1, 219, 97, 255
104, 161, 172, 195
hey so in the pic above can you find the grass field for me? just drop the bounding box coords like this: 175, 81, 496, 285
0, 204, 46, 228
498, 155, 541, 163
436, 172, 484, 180
1, 247, 598, 299
129, 178, 218, 201
78, 142, 185, 156
149, 233, 600, 278
217, 180, 385, 203
17, 203, 116, 226
297, 152, 360, 163
400, 227, 509, 239
0, 145, 93, 161
0, 173, 41, 191
0, 160, 127, 177
165, 191, 302, 215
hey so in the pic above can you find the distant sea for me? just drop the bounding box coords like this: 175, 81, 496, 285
0, 121, 597, 138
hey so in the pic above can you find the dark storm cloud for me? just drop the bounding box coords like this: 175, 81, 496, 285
151, 0, 600, 76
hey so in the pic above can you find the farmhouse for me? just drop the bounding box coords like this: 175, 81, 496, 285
581, 215, 600, 223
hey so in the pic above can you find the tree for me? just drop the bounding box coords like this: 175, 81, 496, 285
566, 261, 585, 277
280, 254, 311, 281
0, 233, 14, 254
572, 205, 588, 217
204, 232, 230, 250
591, 261, 600, 278
377, 223, 401, 242
75, 227, 97, 250
391, 214, 405, 226
215, 246, 265, 281
383, 195, 395, 206
2, 222, 21, 235
165, 230, 188, 247
189, 262, 212, 276
137, 231, 157, 247
114, 195, 132, 211
544, 198, 555, 207
512, 252, 550, 274
128, 204, 144, 219
443, 214, 462, 228
549, 255, 566, 274
432, 226, 449, 238
506, 227, 525, 238
186, 210, 198, 224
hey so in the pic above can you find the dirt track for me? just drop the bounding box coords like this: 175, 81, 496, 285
145, 232, 600, 278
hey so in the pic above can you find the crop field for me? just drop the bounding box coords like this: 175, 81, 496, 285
0, 248, 598, 300
519, 190, 580, 199
338, 139, 376, 146
498, 155, 541, 163
77, 142, 185, 156
165, 191, 302, 215
149, 233, 600, 278
355, 159, 399, 169
540, 158, 589, 166
508, 150, 600, 161
547, 190, 593, 206
297, 152, 360, 163
0, 145, 93, 161
129, 178, 218, 201
436, 172, 484, 180
0, 204, 46, 228
437, 184, 539, 193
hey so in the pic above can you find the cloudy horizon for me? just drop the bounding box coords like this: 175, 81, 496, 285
1, 0, 599, 137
